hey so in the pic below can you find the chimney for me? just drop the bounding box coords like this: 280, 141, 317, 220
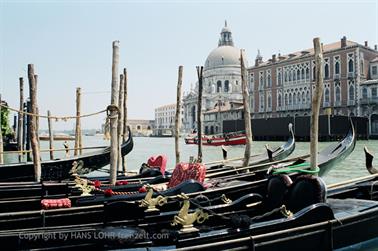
341, 36, 347, 48
375, 44, 377, 51
272, 54, 277, 63
364, 41, 368, 47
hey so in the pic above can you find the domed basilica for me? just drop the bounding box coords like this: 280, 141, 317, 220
182, 21, 247, 133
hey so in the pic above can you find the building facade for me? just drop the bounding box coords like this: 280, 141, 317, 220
248, 37, 378, 136
154, 103, 185, 136
182, 21, 246, 134
128, 119, 154, 137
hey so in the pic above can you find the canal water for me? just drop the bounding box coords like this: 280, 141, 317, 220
3, 136, 378, 184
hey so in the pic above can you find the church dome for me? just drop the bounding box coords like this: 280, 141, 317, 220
205, 45, 240, 70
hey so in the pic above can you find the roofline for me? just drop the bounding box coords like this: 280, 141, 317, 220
248, 43, 377, 70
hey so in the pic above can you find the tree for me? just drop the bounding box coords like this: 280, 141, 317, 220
1, 102, 12, 137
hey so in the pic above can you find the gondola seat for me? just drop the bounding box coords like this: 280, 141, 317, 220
41, 198, 71, 209
168, 162, 206, 188
265, 174, 293, 210
147, 155, 167, 175
286, 175, 327, 213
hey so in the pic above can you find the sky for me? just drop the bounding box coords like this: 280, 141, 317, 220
1, 0, 377, 130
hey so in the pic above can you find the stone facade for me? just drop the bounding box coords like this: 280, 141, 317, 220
182, 21, 246, 134
248, 37, 378, 136
127, 119, 154, 137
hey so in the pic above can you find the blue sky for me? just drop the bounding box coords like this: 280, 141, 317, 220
1, 0, 377, 130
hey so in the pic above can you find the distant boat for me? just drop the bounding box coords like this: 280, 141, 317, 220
39, 133, 75, 141
185, 131, 247, 146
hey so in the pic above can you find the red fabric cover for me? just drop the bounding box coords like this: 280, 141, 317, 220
41, 198, 71, 210
104, 189, 113, 197
138, 186, 147, 193
167, 163, 206, 188
94, 180, 101, 188
116, 180, 129, 186
147, 155, 167, 174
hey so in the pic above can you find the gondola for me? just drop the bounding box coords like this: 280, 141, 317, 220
0, 144, 370, 251
0, 124, 295, 201
0, 119, 355, 220
185, 131, 247, 146
90, 122, 296, 182
0, 127, 134, 182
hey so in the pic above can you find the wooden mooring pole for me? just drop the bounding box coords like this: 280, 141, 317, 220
74, 87, 81, 156
17, 77, 24, 162
26, 100, 31, 161
47, 110, 54, 160
240, 50, 252, 167
34, 75, 40, 147
175, 66, 183, 165
311, 38, 324, 171
196, 66, 203, 163
122, 68, 128, 174
28, 64, 41, 182
109, 41, 120, 185
118, 74, 124, 173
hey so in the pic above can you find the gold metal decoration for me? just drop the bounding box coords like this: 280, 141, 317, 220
221, 194, 232, 204
171, 193, 209, 233
280, 205, 293, 218
73, 175, 93, 196
138, 185, 167, 212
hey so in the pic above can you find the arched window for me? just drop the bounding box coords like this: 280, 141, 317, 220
217, 81, 222, 93
362, 87, 368, 99
293, 71, 296, 81
268, 95, 272, 108
324, 88, 330, 103
297, 69, 301, 81
312, 66, 316, 81
301, 68, 305, 80
324, 64, 329, 79
335, 86, 341, 103
335, 61, 340, 75
267, 75, 271, 87
289, 93, 292, 105
348, 59, 354, 73
278, 72, 282, 85
293, 93, 297, 105
224, 80, 229, 92
349, 84, 355, 101
289, 71, 292, 82
284, 72, 288, 82
306, 67, 310, 80
306, 91, 310, 102
285, 93, 288, 106
278, 93, 282, 107
302, 92, 305, 103
260, 75, 264, 89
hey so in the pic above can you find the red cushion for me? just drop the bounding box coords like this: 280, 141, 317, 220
168, 163, 206, 188
147, 155, 167, 174
41, 198, 71, 209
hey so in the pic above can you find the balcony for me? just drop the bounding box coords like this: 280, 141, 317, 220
323, 102, 331, 108
360, 97, 378, 105
347, 100, 355, 106
334, 74, 340, 80
334, 101, 342, 107
348, 72, 355, 79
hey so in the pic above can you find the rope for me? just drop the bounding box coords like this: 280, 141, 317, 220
0, 103, 106, 121
0, 145, 107, 154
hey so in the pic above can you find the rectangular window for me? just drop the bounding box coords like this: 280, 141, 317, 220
372, 66, 378, 75
372, 87, 377, 97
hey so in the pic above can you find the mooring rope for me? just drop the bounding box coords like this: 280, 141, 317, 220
0, 103, 106, 121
